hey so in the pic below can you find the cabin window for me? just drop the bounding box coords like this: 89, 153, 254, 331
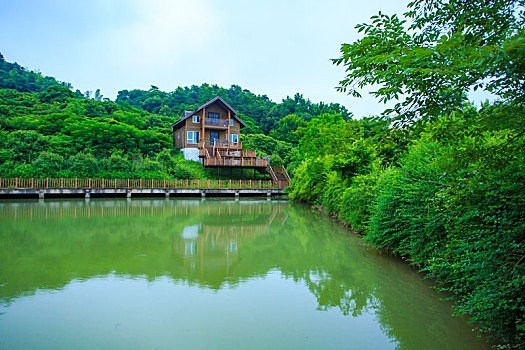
192, 115, 200, 123
209, 112, 219, 119
230, 134, 238, 143
187, 131, 200, 144
230, 119, 234, 126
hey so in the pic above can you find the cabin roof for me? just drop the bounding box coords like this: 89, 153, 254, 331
168, 96, 247, 129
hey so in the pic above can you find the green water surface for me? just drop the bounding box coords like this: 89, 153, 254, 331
0, 198, 489, 349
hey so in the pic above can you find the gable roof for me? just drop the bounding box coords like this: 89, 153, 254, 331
168, 96, 246, 129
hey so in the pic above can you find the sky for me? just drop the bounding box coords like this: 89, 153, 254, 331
0, 0, 489, 118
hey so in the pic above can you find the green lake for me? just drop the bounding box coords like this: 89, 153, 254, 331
0, 198, 489, 349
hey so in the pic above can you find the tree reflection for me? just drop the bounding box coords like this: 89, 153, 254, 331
0, 199, 487, 349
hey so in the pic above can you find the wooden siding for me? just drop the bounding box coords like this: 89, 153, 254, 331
183, 110, 203, 148
172, 99, 242, 149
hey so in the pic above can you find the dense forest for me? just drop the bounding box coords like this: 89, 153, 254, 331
0, 52, 345, 180
289, 0, 524, 348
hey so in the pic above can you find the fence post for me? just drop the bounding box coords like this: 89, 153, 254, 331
89, 178, 92, 188
31, 178, 34, 188
229, 179, 231, 189
75, 178, 77, 189
61, 178, 63, 189
46, 178, 49, 188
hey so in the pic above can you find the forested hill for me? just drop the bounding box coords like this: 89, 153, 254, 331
117, 85, 350, 133
0, 53, 350, 179
0, 53, 66, 93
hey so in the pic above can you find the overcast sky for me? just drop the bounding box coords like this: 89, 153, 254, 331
0, 0, 488, 118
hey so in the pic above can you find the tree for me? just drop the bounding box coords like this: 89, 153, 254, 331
333, 0, 525, 125
38, 85, 74, 103
273, 114, 307, 144
94, 89, 103, 101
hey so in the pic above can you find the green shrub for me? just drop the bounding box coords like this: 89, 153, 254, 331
67, 153, 98, 178
32, 151, 65, 177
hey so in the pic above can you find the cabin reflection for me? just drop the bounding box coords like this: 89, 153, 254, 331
174, 204, 287, 278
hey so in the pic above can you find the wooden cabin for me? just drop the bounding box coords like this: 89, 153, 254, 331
168, 96, 290, 185
168, 96, 267, 169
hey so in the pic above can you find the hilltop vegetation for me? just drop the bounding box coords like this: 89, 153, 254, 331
117, 84, 350, 133
0, 54, 207, 179
0, 53, 344, 180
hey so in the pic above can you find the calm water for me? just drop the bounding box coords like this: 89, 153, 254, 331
0, 198, 488, 349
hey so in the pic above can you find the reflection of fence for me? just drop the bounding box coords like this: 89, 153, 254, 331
0, 200, 287, 222
0, 178, 287, 190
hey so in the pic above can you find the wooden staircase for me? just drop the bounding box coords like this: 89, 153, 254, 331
267, 165, 291, 188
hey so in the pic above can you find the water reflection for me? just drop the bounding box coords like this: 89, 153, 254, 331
0, 199, 488, 349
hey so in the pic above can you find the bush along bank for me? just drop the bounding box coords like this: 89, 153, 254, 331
289, 108, 525, 348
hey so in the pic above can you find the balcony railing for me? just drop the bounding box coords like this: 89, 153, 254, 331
218, 149, 256, 158
198, 140, 242, 150
205, 118, 228, 127
203, 158, 268, 167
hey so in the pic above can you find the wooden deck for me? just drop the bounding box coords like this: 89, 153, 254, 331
197, 140, 269, 168
0, 178, 287, 190
0, 177, 288, 199
203, 158, 267, 167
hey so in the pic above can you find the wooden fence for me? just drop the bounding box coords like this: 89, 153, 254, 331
0, 178, 287, 190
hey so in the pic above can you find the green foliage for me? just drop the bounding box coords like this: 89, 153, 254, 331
0, 86, 203, 180
367, 137, 450, 264
317, 2, 525, 347
5, 130, 49, 162
338, 161, 382, 231
0, 52, 64, 92
32, 151, 66, 177
270, 114, 307, 144
241, 133, 294, 165
289, 156, 332, 203
297, 113, 362, 159
38, 85, 75, 103
116, 84, 350, 135
290, 107, 525, 347
67, 153, 99, 178
333, 0, 525, 124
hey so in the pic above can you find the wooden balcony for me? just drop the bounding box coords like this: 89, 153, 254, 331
198, 139, 265, 168
203, 157, 268, 167
198, 140, 242, 150
205, 118, 228, 128
218, 149, 256, 158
